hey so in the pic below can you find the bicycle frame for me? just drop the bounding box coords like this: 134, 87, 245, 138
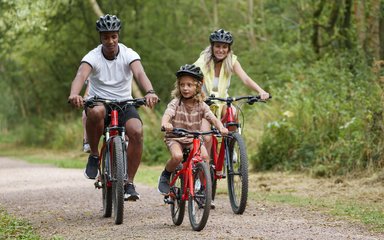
212, 101, 238, 179
169, 137, 203, 201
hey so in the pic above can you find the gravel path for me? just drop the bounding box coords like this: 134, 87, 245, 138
0, 157, 383, 240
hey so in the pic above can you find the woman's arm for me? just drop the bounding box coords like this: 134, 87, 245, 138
233, 60, 269, 99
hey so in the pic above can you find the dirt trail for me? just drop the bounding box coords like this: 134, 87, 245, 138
0, 156, 383, 240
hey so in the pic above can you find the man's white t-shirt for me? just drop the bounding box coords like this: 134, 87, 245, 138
81, 43, 140, 100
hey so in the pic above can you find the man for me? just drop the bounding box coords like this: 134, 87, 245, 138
68, 14, 159, 201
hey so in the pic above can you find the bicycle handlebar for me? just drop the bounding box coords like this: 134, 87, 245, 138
205, 95, 272, 106
84, 96, 147, 108
161, 127, 220, 137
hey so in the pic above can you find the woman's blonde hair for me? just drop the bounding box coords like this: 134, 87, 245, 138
201, 44, 234, 75
171, 76, 206, 102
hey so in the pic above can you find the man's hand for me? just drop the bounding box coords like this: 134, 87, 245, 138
145, 93, 159, 109
68, 94, 84, 108
219, 127, 229, 136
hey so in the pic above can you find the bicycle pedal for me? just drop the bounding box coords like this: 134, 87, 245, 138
94, 181, 102, 189
216, 174, 226, 179
163, 196, 174, 205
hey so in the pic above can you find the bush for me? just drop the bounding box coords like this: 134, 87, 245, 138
252, 50, 384, 175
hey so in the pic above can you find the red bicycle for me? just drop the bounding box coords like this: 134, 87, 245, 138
162, 128, 215, 231
85, 97, 146, 225
205, 95, 270, 214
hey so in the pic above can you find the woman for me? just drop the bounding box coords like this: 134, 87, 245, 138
194, 29, 270, 161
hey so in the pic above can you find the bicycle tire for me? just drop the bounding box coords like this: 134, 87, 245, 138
188, 162, 212, 231
170, 168, 185, 226
210, 161, 217, 201
101, 149, 112, 218
111, 137, 125, 224
227, 132, 248, 214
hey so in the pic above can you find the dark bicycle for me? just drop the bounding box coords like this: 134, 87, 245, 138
85, 96, 146, 225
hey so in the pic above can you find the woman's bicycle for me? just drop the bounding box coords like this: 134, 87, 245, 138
85, 96, 146, 225
162, 128, 215, 231
205, 95, 270, 214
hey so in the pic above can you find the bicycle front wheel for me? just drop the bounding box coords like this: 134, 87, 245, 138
170, 167, 185, 226
227, 132, 248, 214
188, 162, 212, 231
111, 137, 125, 224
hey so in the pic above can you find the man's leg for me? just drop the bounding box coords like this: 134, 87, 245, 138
124, 118, 143, 200
84, 105, 105, 179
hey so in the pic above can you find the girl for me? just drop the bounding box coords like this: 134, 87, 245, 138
158, 64, 228, 195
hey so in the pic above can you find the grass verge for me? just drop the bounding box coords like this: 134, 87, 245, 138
0, 208, 40, 240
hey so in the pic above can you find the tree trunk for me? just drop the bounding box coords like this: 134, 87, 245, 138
341, 0, 352, 49
89, 0, 103, 16
353, 0, 366, 50
365, 0, 381, 60
312, 0, 325, 54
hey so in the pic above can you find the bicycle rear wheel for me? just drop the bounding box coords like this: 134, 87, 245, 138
101, 149, 112, 218
111, 137, 125, 224
188, 162, 212, 231
170, 167, 185, 226
227, 132, 248, 214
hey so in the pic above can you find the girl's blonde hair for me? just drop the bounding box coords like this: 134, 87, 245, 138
171, 76, 206, 102
201, 44, 234, 75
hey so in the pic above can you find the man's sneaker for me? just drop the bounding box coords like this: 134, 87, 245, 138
124, 183, 140, 201
158, 174, 170, 195
83, 142, 91, 153
84, 155, 98, 179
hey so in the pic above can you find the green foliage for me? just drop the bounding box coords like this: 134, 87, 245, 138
140, 112, 169, 165
0, 208, 40, 240
253, 49, 384, 174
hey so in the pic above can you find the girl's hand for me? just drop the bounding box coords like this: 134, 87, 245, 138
259, 91, 270, 100
162, 123, 173, 132
219, 127, 229, 136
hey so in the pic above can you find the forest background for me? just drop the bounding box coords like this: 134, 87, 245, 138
0, 0, 383, 177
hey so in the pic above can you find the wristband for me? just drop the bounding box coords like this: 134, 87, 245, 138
146, 90, 155, 94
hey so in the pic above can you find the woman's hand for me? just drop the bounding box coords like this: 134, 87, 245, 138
259, 91, 270, 100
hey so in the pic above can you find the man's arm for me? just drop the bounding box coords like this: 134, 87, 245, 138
68, 63, 92, 108
131, 60, 159, 108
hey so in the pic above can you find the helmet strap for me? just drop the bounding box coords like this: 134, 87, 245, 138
182, 95, 195, 100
